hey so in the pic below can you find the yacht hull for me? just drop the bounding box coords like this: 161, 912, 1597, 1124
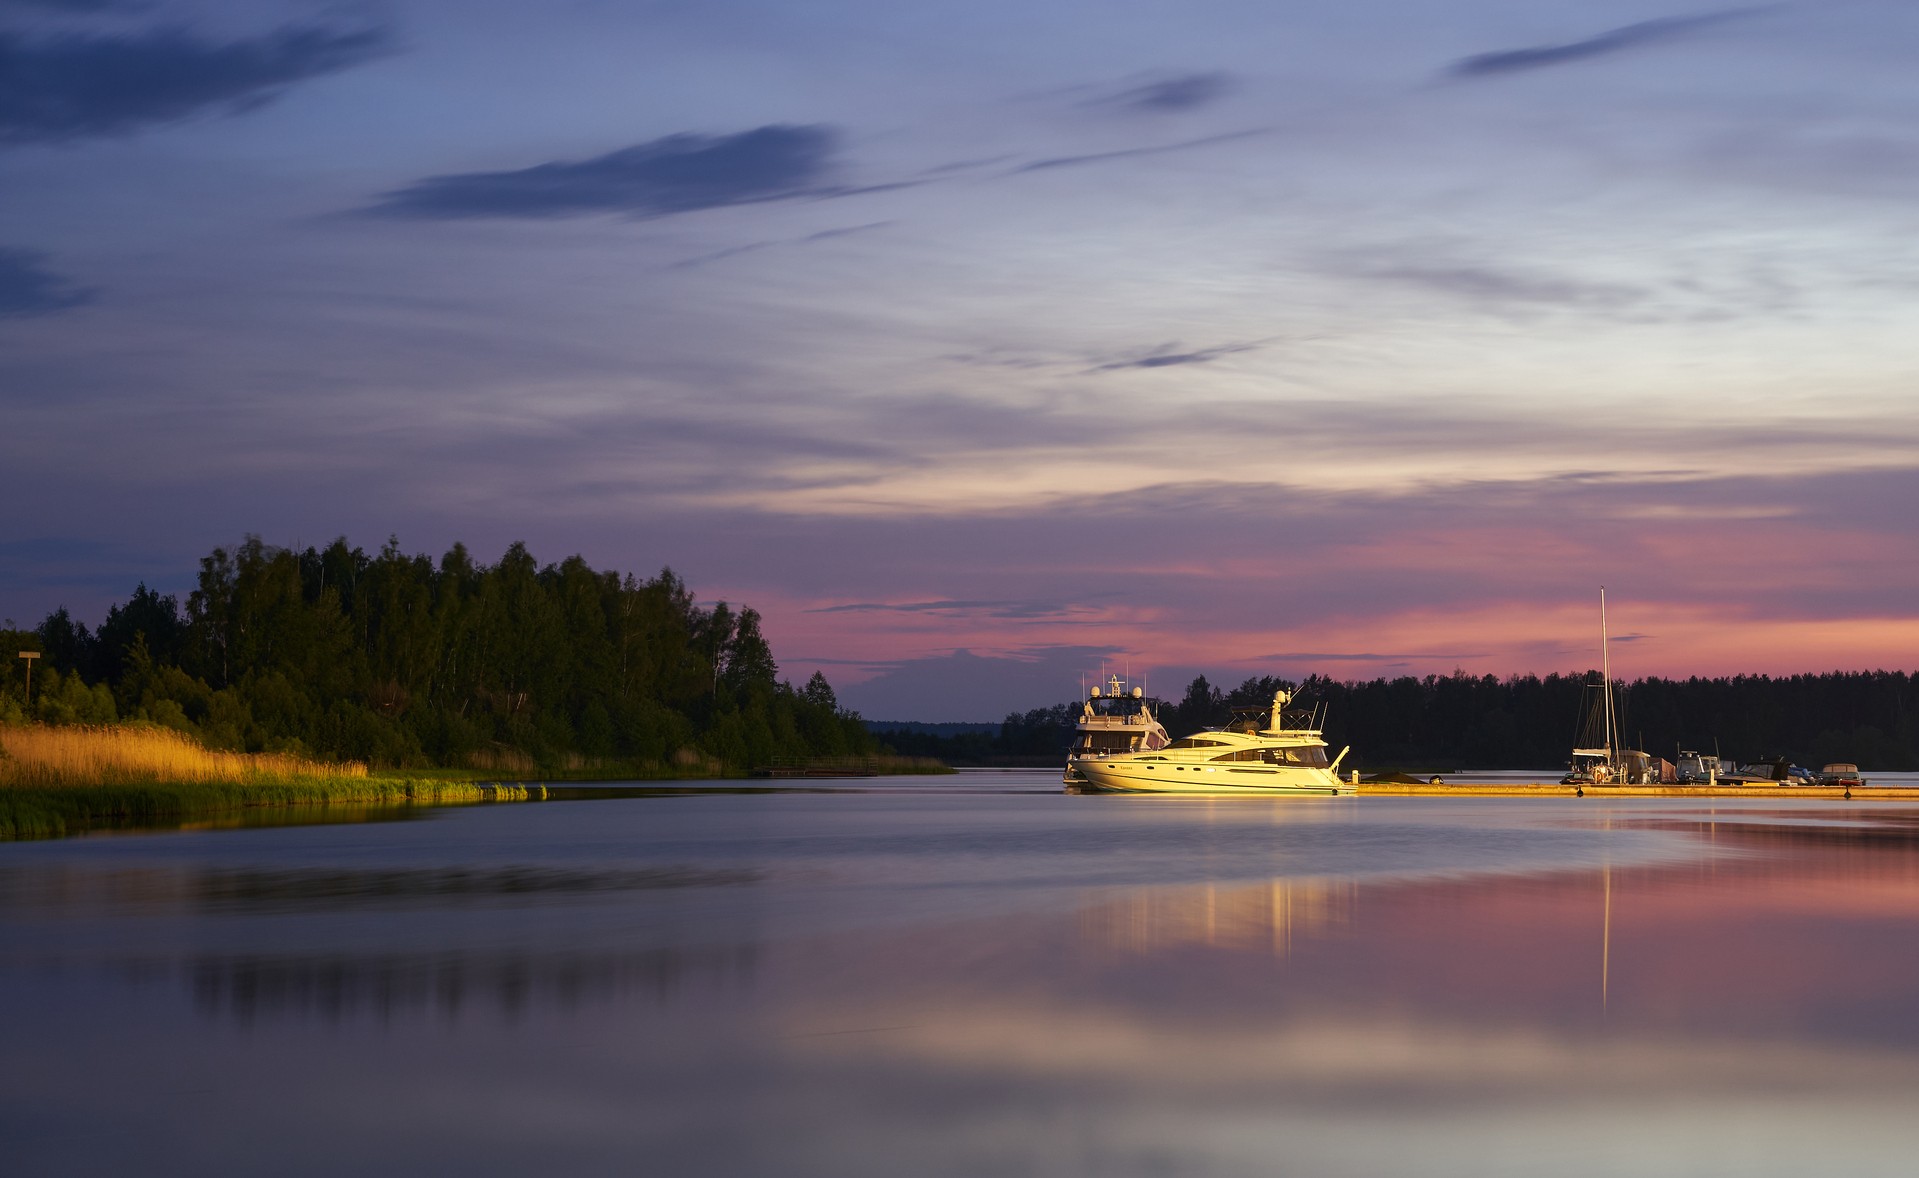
1075, 760, 1353, 796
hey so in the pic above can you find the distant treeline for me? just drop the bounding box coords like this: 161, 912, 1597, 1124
880, 671, 1919, 771
1, 536, 874, 774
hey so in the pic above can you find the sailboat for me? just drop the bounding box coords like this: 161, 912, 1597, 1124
1562, 588, 1622, 786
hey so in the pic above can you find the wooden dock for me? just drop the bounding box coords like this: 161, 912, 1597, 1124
1357, 782, 1919, 799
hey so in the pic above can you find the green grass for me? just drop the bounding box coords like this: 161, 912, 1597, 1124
0, 730, 957, 840
0, 776, 547, 841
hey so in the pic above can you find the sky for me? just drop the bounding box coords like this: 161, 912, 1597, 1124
5, 0, 1919, 719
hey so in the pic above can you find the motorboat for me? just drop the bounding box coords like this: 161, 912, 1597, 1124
1674, 749, 1724, 784
1071, 689, 1354, 795
1725, 758, 1816, 786
1818, 762, 1865, 787
1063, 675, 1171, 787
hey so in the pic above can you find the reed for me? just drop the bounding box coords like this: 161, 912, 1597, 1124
0, 723, 368, 788
0, 723, 545, 840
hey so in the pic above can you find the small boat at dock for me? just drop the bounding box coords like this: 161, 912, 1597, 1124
1560, 589, 1664, 785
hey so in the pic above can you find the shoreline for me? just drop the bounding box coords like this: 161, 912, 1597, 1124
12, 773, 1919, 843
0, 778, 548, 841
1359, 781, 1919, 798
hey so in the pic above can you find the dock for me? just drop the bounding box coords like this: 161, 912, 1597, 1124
1357, 782, 1919, 799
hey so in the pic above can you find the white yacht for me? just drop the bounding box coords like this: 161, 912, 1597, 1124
1073, 689, 1354, 795
1063, 675, 1170, 787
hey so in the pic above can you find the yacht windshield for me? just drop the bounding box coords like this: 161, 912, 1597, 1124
1211, 746, 1328, 766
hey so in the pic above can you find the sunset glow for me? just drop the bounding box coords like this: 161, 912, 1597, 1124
7, 1, 1919, 717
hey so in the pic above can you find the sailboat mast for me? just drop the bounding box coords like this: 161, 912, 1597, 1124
1600, 586, 1616, 769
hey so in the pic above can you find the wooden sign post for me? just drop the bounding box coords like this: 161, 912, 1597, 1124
17, 651, 38, 707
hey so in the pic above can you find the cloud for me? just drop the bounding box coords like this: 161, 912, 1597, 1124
809, 597, 1104, 621
1089, 339, 1267, 372
0, 536, 176, 615
0, 0, 138, 10
829, 645, 1128, 720
668, 221, 894, 270
367, 125, 844, 220
1255, 650, 1489, 665
1012, 128, 1268, 174
1449, 9, 1768, 78
1323, 240, 1657, 314
0, 248, 92, 316
1365, 263, 1645, 310
1094, 72, 1234, 113
0, 23, 392, 145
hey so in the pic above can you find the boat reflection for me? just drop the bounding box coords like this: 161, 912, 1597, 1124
189, 944, 759, 1024
1078, 876, 1355, 956
0, 862, 762, 915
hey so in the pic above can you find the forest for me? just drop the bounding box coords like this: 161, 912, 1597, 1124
9, 537, 1918, 775
887, 669, 1919, 771
0, 536, 875, 775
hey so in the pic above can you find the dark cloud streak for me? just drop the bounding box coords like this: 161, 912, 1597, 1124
1449, 9, 1768, 78
1012, 128, 1268, 174
809, 597, 1099, 620
1095, 72, 1233, 113
668, 221, 893, 270
0, 0, 137, 10
1089, 339, 1266, 373
1367, 264, 1644, 310
0, 23, 392, 144
367, 125, 842, 220
0, 248, 92, 316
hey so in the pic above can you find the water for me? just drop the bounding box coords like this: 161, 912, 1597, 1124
6, 773, 1919, 1175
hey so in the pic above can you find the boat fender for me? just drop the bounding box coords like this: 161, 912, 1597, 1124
1576, 787, 1585, 797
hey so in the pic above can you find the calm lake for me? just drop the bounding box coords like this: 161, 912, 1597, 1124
7, 772, 1919, 1176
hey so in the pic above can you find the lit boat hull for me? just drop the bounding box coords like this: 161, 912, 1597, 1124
1075, 758, 1353, 796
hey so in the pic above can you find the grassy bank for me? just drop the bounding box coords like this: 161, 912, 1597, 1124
0, 777, 545, 840
0, 724, 541, 840
0, 724, 953, 840
0, 721, 373, 788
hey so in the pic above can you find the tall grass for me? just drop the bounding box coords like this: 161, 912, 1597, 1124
0, 723, 367, 787
1, 723, 540, 840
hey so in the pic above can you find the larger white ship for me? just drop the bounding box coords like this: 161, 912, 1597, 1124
1073, 689, 1355, 795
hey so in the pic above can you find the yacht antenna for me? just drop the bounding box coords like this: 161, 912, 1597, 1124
1600, 587, 1617, 773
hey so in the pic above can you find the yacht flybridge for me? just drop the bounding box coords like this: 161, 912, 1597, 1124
1071, 689, 1355, 795
1063, 674, 1171, 787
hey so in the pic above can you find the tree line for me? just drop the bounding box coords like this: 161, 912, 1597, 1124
1, 536, 874, 773
886, 670, 1919, 771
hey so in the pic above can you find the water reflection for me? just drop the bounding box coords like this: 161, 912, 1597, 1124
190, 945, 758, 1024
0, 863, 760, 914
1078, 876, 1355, 956
9, 794, 1919, 1176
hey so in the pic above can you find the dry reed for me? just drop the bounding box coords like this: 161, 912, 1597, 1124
0, 723, 369, 788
